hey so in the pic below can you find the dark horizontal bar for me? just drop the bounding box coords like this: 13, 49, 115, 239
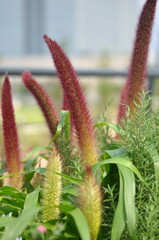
0, 67, 128, 77
0, 67, 159, 78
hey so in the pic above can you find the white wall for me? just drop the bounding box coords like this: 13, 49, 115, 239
74, 0, 139, 55
0, 0, 143, 56
0, 0, 25, 56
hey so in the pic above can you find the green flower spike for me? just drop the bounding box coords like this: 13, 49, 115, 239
42, 148, 62, 222
77, 167, 102, 240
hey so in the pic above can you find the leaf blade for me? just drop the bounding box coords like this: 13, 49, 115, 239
92, 157, 143, 181
1, 207, 41, 240
111, 169, 126, 240
69, 208, 91, 240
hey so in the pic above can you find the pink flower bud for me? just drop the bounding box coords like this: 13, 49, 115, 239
37, 225, 47, 233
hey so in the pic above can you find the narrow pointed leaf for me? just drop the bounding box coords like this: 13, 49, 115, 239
111, 169, 126, 240
146, 144, 159, 192
70, 208, 91, 240
92, 157, 143, 182
23, 187, 41, 210
118, 165, 136, 239
1, 207, 41, 240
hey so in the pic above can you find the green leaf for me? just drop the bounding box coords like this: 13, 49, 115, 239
0, 186, 19, 193
0, 171, 26, 180
1, 207, 41, 240
111, 168, 126, 240
61, 110, 71, 138
0, 205, 20, 214
118, 165, 136, 239
62, 185, 78, 196
0, 187, 25, 200
92, 157, 143, 182
68, 208, 91, 240
24, 156, 38, 170
33, 167, 47, 175
23, 187, 41, 210
111, 165, 137, 240
54, 172, 84, 185
22, 146, 46, 163
0, 197, 23, 209
146, 144, 159, 192
106, 148, 128, 158
95, 122, 120, 133
23, 171, 35, 187
48, 110, 71, 145
69, 208, 91, 240
59, 204, 75, 213
59, 205, 90, 239
0, 187, 25, 213
0, 216, 14, 227
0, 168, 46, 181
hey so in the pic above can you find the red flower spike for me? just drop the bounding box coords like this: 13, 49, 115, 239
1, 75, 23, 189
117, 0, 157, 122
44, 35, 98, 166
22, 71, 59, 137
62, 93, 70, 111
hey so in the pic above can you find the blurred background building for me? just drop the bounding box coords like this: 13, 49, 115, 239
0, 0, 154, 57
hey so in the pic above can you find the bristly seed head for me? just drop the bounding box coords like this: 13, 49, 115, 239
44, 34, 98, 166
42, 147, 62, 222
1, 74, 23, 189
77, 167, 102, 240
22, 71, 59, 137
117, 0, 157, 123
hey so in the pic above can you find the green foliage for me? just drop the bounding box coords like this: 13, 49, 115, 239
118, 91, 159, 239
1, 207, 41, 240
0, 102, 144, 239
2, 80, 159, 240
61, 206, 91, 240
2, 90, 159, 239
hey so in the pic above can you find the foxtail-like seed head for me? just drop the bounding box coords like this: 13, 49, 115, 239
117, 0, 157, 122
44, 35, 98, 166
22, 71, 59, 137
77, 167, 102, 240
1, 74, 23, 189
42, 147, 62, 222
62, 93, 70, 111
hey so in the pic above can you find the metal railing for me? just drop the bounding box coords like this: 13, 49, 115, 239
0, 67, 158, 93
